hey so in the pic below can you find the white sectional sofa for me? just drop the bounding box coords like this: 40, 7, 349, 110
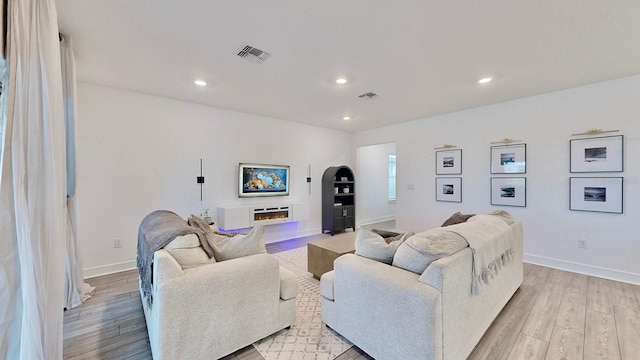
320, 214, 523, 360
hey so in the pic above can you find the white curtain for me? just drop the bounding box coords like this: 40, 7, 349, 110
0, 0, 67, 358
61, 35, 93, 310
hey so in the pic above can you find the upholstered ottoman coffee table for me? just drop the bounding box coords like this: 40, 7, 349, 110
307, 233, 356, 279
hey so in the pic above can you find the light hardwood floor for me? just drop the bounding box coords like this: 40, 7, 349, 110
64, 232, 640, 360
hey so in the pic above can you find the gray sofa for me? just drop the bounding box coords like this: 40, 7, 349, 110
320, 214, 523, 360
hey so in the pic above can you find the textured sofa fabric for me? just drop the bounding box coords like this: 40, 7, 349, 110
141, 250, 298, 360
321, 220, 523, 360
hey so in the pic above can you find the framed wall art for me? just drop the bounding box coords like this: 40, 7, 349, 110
570, 177, 623, 213
491, 177, 526, 207
491, 144, 526, 174
435, 177, 462, 202
436, 149, 462, 175
570, 135, 623, 173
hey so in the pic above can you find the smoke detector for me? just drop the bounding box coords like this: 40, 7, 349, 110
237, 45, 270, 63
357, 91, 380, 99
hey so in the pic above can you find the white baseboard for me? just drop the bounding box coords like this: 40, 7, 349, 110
358, 215, 396, 227
524, 253, 640, 285
84, 260, 137, 279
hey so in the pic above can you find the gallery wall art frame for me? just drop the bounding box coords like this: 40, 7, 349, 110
570, 177, 623, 214
491, 144, 526, 174
570, 135, 623, 173
491, 177, 526, 207
436, 149, 462, 175
435, 177, 462, 202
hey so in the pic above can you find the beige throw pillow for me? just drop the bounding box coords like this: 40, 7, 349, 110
392, 229, 468, 274
206, 225, 266, 261
355, 229, 414, 264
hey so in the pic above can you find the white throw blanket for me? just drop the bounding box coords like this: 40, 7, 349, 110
443, 215, 514, 294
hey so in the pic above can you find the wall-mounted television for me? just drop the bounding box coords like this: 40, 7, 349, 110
239, 163, 290, 198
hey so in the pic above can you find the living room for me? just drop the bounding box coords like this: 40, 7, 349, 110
2, 1, 639, 359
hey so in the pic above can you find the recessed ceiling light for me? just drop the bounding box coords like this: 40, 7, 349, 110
336, 78, 347, 84
194, 80, 207, 86
342, 116, 351, 121
478, 77, 493, 84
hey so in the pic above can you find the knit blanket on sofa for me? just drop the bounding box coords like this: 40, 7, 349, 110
136, 210, 210, 306
444, 214, 514, 295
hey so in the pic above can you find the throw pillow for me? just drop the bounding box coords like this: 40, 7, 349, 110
163, 233, 200, 249
206, 225, 266, 261
392, 229, 468, 274
441, 212, 475, 227
188, 214, 219, 233
355, 229, 413, 264
166, 247, 211, 269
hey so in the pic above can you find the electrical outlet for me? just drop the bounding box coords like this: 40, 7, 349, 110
578, 239, 587, 249
114, 238, 123, 248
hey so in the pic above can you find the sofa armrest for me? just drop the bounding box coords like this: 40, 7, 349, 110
279, 266, 298, 300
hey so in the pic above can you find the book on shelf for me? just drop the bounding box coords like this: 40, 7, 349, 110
334, 203, 343, 207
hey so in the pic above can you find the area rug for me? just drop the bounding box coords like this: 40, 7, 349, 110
252, 246, 353, 360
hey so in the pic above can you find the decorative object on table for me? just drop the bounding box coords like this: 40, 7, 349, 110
435, 177, 462, 202
322, 166, 355, 235
491, 143, 526, 174
201, 209, 213, 225
491, 177, 526, 207
570, 135, 623, 173
570, 177, 623, 213
238, 163, 290, 198
436, 148, 462, 175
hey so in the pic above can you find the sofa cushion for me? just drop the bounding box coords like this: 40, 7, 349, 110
355, 229, 414, 264
392, 229, 468, 274
163, 233, 201, 249
441, 212, 475, 227
206, 225, 266, 261
165, 247, 212, 269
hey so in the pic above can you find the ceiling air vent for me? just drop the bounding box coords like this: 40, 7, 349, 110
237, 45, 270, 63
357, 91, 380, 99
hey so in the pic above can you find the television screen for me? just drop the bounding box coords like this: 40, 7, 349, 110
239, 163, 290, 197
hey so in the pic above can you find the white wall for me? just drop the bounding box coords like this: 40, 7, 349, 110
354, 75, 640, 284
76, 83, 353, 277
356, 143, 396, 225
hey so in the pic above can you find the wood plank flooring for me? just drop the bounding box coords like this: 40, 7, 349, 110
65, 229, 640, 359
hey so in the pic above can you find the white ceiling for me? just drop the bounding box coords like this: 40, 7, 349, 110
55, 0, 640, 132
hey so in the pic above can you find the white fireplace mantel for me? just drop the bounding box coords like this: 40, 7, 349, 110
216, 203, 309, 230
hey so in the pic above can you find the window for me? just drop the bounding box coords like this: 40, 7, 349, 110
388, 154, 396, 201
